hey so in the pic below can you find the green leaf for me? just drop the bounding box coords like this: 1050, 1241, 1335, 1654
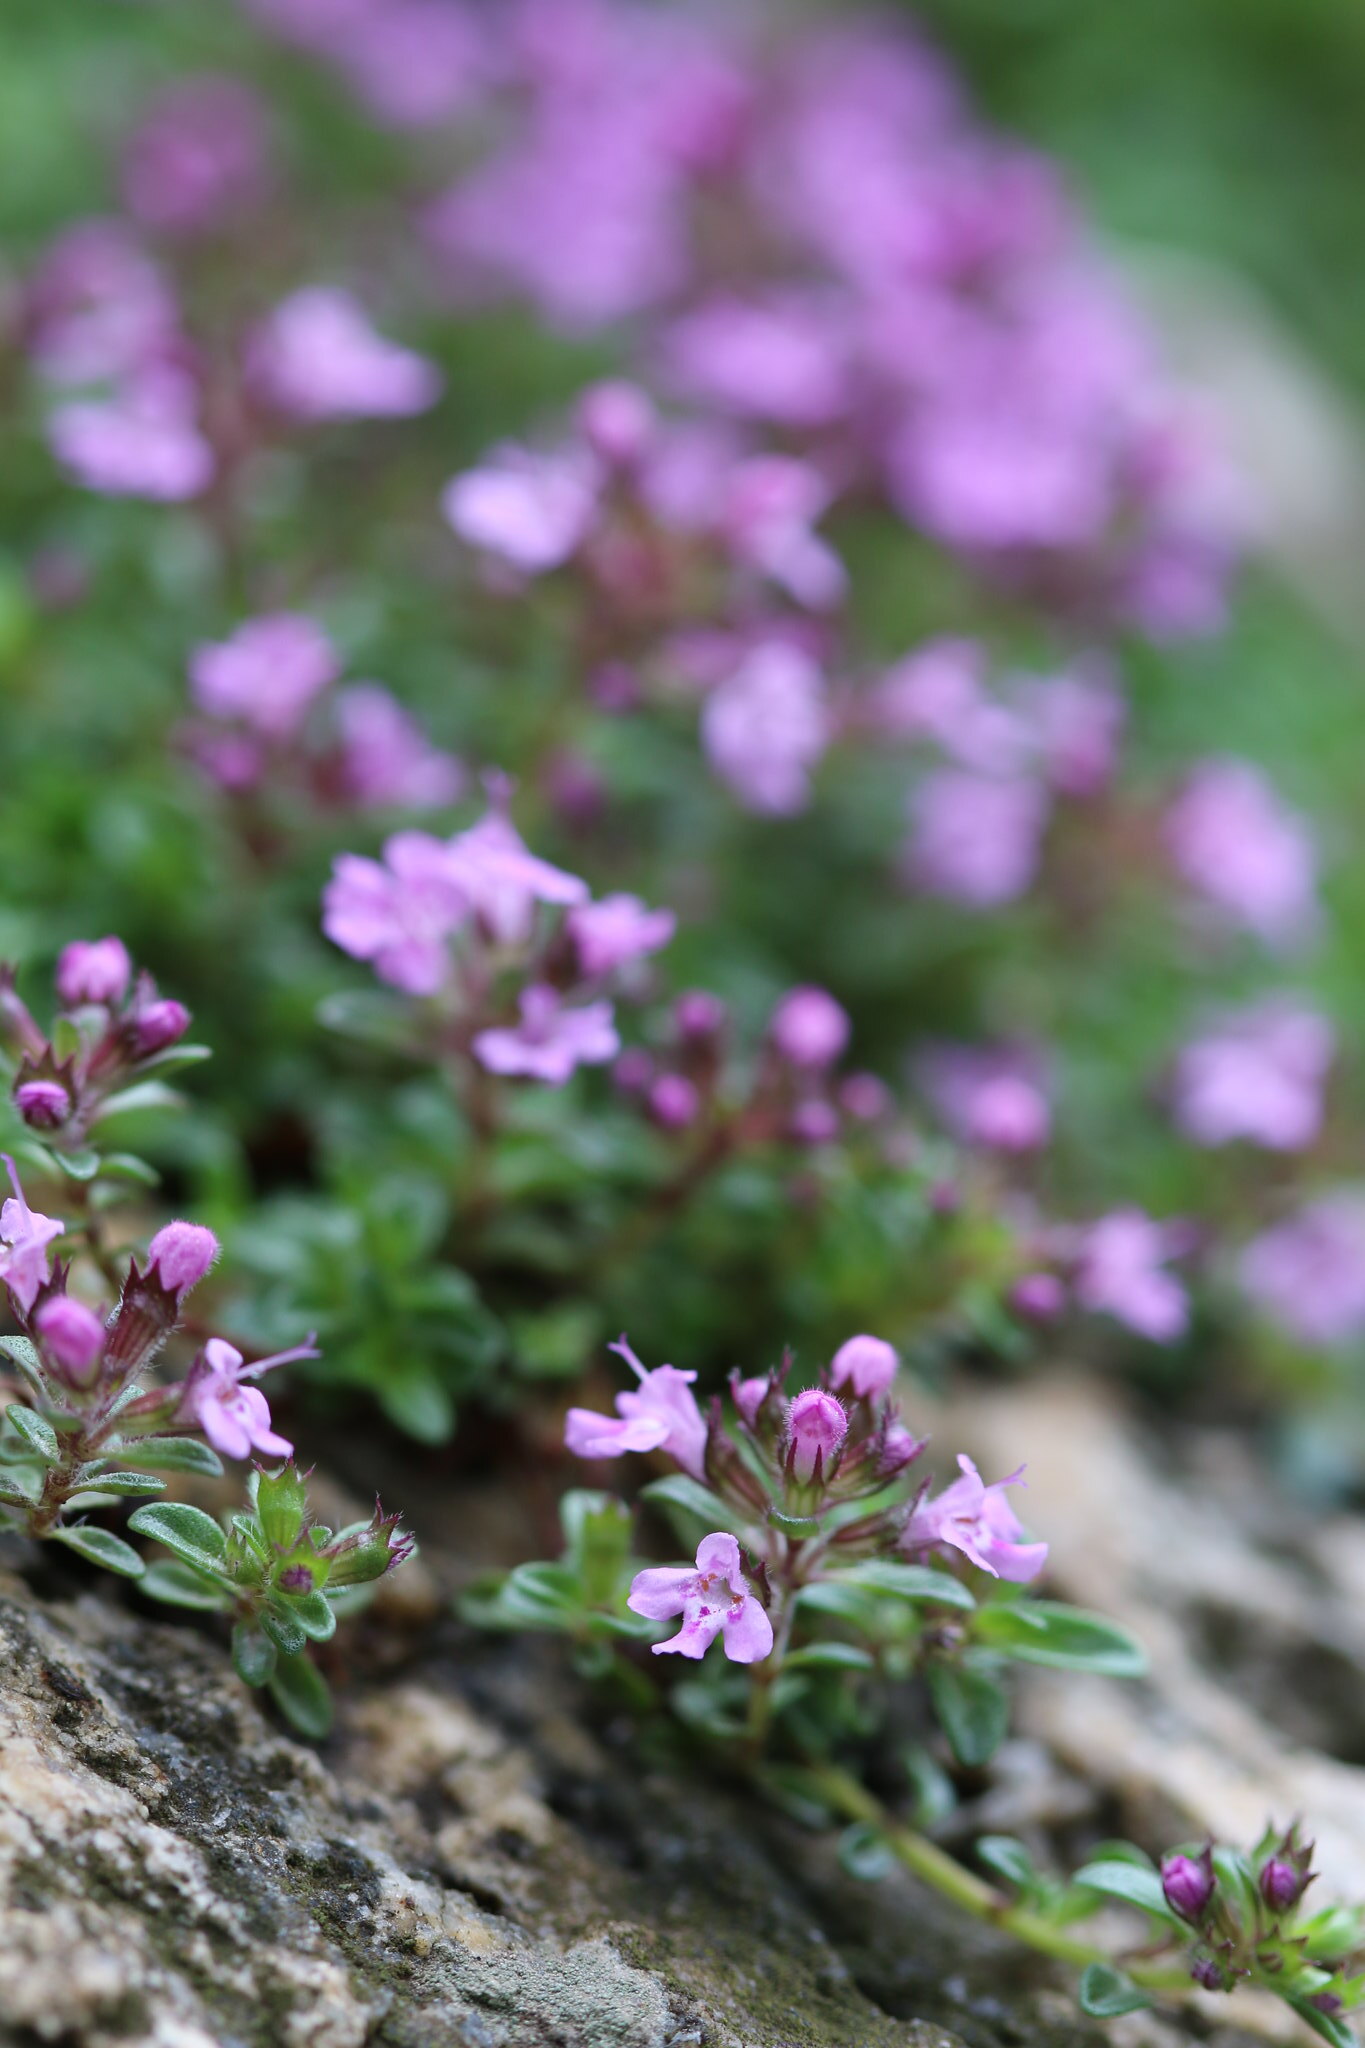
50, 1146, 101, 1181
973, 1601, 1147, 1677
52, 1525, 145, 1577
376, 1371, 455, 1444
560, 1490, 635, 1607
256, 1462, 308, 1549
0, 1335, 43, 1386
92, 1082, 184, 1122
832, 1561, 975, 1610
134, 1043, 213, 1077
72, 1471, 165, 1498
142, 1561, 231, 1610
1077, 1964, 1153, 2018
127, 1501, 228, 1572
267, 1652, 333, 1740
641, 1474, 751, 1542
1284, 1997, 1359, 2048
927, 1659, 1009, 1767
976, 1836, 1035, 1892
95, 1152, 162, 1187
785, 1641, 877, 1671
1071, 1860, 1183, 1926
261, 1606, 308, 1658
6, 1406, 59, 1464
232, 1622, 277, 1687
317, 989, 417, 1053
283, 1590, 337, 1643
118, 1437, 225, 1477
838, 1823, 896, 1882
0, 1468, 40, 1507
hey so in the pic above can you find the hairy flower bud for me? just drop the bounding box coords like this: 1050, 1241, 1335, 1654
786, 1387, 848, 1482
56, 936, 131, 1008
34, 1295, 105, 1387
147, 1221, 219, 1296
320, 1503, 415, 1586
830, 1333, 898, 1402
129, 997, 191, 1058
1162, 1848, 1216, 1924
15, 1079, 72, 1131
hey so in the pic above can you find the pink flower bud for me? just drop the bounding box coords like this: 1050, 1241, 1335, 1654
56, 936, 131, 1008
34, 1295, 105, 1387
789, 1099, 840, 1145
15, 1079, 72, 1130
576, 380, 656, 468
839, 1072, 892, 1122
733, 1375, 770, 1427
649, 1074, 699, 1129
1161, 1849, 1215, 1924
674, 990, 727, 1041
1259, 1857, 1304, 1914
130, 999, 191, 1058
147, 1221, 219, 1296
830, 1334, 898, 1401
786, 1387, 847, 1481
880, 1418, 925, 1476
769, 986, 850, 1069
1011, 1273, 1066, 1321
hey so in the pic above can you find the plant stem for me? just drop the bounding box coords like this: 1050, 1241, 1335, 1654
803, 1762, 1190, 1991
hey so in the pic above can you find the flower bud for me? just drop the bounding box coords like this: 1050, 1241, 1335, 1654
320, 1503, 415, 1586
878, 1417, 925, 1477
1259, 1858, 1304, 1914
674, 990, 727, 1042
613, 1048, 655, 1096
130, 998, 191, 1058
147, 1221, 219, 1297
648, 1073, 699, 1129
786, 1387, 848, 1482
839, 1072, 891, 1122
15, 1079, 71, 1131
789, 1100, 840, 1145
733, 1374, 770, 1427
34, 1295, 105, 1387
1161, 1848, 1216, 1924
1011, 1273, 1066, 1321
577, 380, 656, 468
830, 1334, 898, 1402
1190, 1957, 1226, 1992
56, 936, 131, 1008
769, 986, 850, 1070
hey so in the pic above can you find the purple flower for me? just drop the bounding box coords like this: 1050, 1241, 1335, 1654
189, 614, 339, 742
564, 1335, 707, 1479
1238, 1194, 1365, 1348
178, 1336, 310, 1462
1166, 760, 1318, 950
701, 640, 830, 816
721, 455, 847, 611
248, 287, 441, 422
1011, 1273, 1066, 1322
442, 444, 599, 575
322, 831, 468, 995
34, 1296, 105, 1389
0, 1156, 66, 1316
146, 1221, 220, 1297
327, 1, 489, 131
567, 894, 676, 979
15, 1080, 71, 1131
56, 936, 131, 1008
659, 293, 851, 427
901, 1454, 1048, 1582
333, 685, 466, 810
785, 1387, 848, 1480
1020, 665, 1125, 798
830, 1334, 898, 1401
628, 1531, 774, 1663
904, 770, 1048, 908
576, 380, 658, 469
919, 1041, 1050, 1152
871, 638, 1009, 765
126, 995, 191, 1059
445, 804, 588, 947
49, 370, 213, 502
648, 1074, 699, 1129
1172, 1001, 1333, 1150
122, 76, 270, 235
1071, 1210, 1189, 1343
1161, 1849, 1216, 1924
473, 986, 619, 1086
769, 986, 851, 1070
25, 220, 179, 386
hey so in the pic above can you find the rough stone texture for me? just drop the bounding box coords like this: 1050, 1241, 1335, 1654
0, 1381, 1317, 2048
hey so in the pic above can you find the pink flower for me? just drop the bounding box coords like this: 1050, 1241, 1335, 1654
901, 1454, 1048, 1582
442, 444, 599, 575
189, 614, 339, 741
1020, 665, 1125, 798
904, 770, 1048, 908
445, 804, 588, 947
473, 985, 619, 1086
1238, 1195, 1365, 1348
659, 294, 850, 427
576, 380, 658, 469
565, 1335, 708, 1479
333, 686, 466, 810
1166, 760, 1318, 950
785, 1387, 847, 1480
178, 1335, 316, 1462
49, 370, 214, 501
25, 220, 179, 386
721, 455, 847, 611
769, 986, 851, 1070
568, 894, 676, 979
830, 1334, 898, 1401
328, 1, 489, 131
56, 936, 131, 1008
322, 831, 468, 995
248, 287, 441, 422
0, 1156, 66, 1315
648, 1073, 699, 1130
122, 77, 270, 234
628, 1531, 774, 1663
919, 1041, 1051, 1152
1173, 1001, 1333, 1151
701, 641, 830, 816
1071, 1209, 1189, 1343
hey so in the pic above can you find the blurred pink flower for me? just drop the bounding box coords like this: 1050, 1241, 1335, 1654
904, 769, 1048, 907
568, 894, 676, 979
25, 221, 179, 386
920, 1041, 1051, 1152
1166, 759, 1318, 950
322, 830, 468, 995
473, 985, 619, 1085
248, 287, 441, 422
442, 445, 598, 574
122, 76, 270, 234
1072, 1209, 1189, 1343
701, 640, 830, 815
334, 685, 466, 809
48, 369, 213, 501
721, 455, 847, 611
1173, 1000, 1334, 1150
1239, 1194, 1365, 1348
189, 614, 339, 741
